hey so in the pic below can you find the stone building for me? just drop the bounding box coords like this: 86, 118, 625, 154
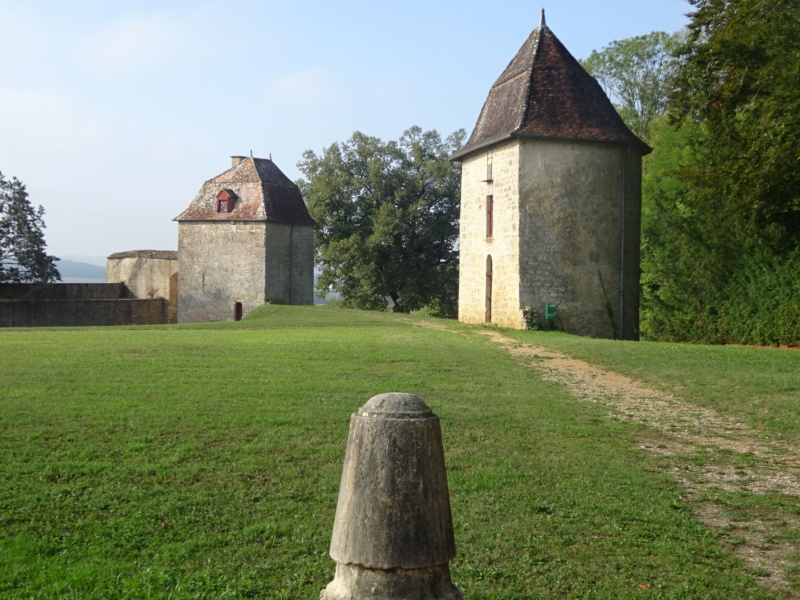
175, 156, 315, 323
452, 13, 650, 339
106, 250, 178, 322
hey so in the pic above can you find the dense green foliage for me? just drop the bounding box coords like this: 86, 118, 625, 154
583, 0, 799, 345
641, 116, 800, 345
641, 0, 800, 345
0, 172, 60, 284
1, 307, 796, 598
581, 31, 683, 141
298, 127, 464, 317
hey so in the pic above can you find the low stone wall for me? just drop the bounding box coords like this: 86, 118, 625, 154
0, 283, 128, 300
106, 251, 178, 300
0, 299, 167, 327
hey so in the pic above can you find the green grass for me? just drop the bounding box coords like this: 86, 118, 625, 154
0, 306, 796, 599
501, 330, 800, 443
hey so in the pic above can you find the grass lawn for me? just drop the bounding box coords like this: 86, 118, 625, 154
501, 329, 800, 444
0, 306, 797, 599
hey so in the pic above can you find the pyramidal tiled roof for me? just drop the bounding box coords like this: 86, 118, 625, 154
452, 16, 651, 160
175, 157, 315, 224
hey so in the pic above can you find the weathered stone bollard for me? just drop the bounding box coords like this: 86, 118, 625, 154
321, 393, 462, 600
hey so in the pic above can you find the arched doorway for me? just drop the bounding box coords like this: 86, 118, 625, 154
485, 255, 493, 323
234, 302, 243, 321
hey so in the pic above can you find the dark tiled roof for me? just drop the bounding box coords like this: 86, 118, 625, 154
175, 157, 315, 224
107, 250, 178, 260
452, 23, 651, 160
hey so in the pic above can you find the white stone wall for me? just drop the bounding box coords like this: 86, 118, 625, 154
106, 257, 177, 300
458, 139, 524, 329
458, 138, 643, 338
517, 138, 641, 338
177, 221, 267, 323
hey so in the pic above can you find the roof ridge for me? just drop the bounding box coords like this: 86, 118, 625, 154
251, 155, 269, 210
516, 24, 544, 133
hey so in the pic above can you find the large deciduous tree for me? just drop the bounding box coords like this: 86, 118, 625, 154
642, 0, 800, 345
671, 0, 800, 252
298, 127, 465, 317
581, 31, 683, 141
0, 172, 60, 284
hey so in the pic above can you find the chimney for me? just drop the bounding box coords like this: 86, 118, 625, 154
230, 156, 248, 168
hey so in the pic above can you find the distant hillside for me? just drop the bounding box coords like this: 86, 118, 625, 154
55, 259, 106, 282
52, 259, 334, 292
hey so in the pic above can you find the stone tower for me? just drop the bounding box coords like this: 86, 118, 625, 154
175, 156, 315, 323
452, 12, 650, 339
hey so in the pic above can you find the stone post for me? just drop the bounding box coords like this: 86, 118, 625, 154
321, 393, 462, 600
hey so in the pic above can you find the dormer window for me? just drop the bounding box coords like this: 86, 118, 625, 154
217, 190, 234, 213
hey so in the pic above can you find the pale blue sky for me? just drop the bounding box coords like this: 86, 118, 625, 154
0, 0, 690, 263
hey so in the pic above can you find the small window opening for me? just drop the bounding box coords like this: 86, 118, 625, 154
482, 154, 493, 182
217, 190, 233, 213
486, 195, 494, 238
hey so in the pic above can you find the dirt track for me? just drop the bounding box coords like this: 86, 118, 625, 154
420, 322, 800, 594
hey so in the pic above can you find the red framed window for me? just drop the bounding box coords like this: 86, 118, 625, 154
486, 195, 494, 238
217, 190, 233, 213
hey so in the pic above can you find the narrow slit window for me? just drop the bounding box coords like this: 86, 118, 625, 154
486, 195, 494, 238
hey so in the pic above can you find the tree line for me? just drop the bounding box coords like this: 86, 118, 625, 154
298, 127, 464, 318
582, 0, 799, 345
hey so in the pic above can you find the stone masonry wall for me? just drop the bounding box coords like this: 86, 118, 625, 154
0, 299, 167, 327
106, 256, 178, 300
0, 283, 128, 300
264, 222, 315, 305
518, 139, 642, 339
178, 221, 267, 323
458, 139, 524, 328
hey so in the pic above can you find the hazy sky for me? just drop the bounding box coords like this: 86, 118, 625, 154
0, 1, 690, 264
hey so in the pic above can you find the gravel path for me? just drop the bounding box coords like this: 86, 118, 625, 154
475, 329, 800, 594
